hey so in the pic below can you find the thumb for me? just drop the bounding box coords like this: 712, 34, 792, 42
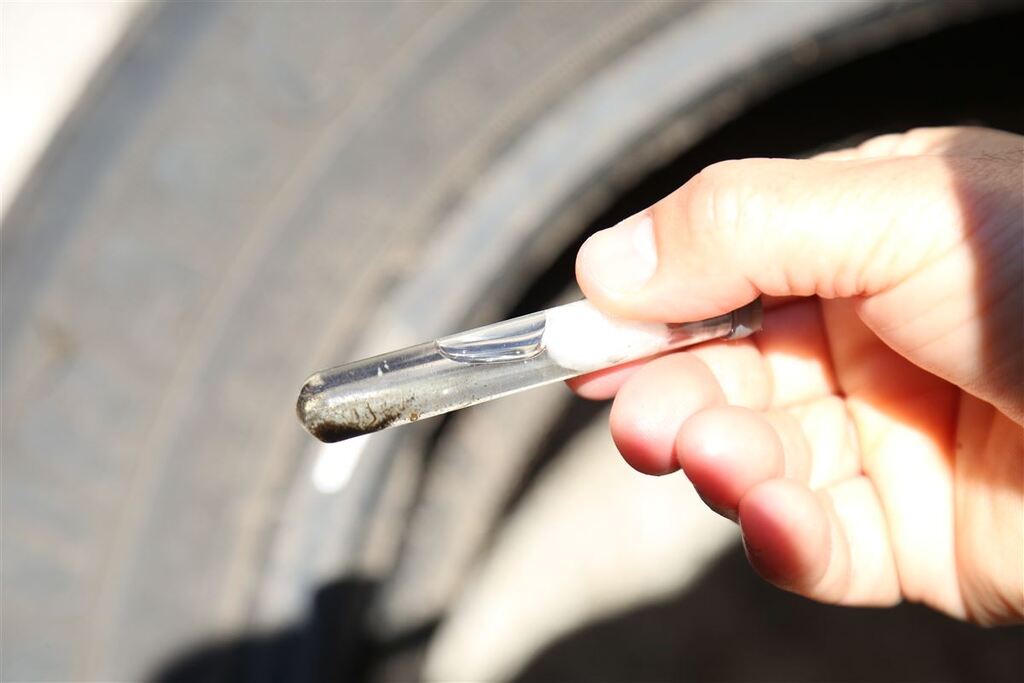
576, 155, 972, 322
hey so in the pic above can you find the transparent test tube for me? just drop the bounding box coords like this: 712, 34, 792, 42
297, 298, 762, 442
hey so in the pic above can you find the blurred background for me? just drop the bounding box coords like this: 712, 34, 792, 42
2, 1, 1022, 681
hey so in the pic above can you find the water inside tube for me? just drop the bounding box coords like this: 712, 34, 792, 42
436, 312, 547, 364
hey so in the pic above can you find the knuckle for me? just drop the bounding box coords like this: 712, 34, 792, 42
857, 133, 900, 153
680, 160, 751, 238
902, 126, 949, 152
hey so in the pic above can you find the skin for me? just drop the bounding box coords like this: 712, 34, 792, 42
569, 127, 1023, 625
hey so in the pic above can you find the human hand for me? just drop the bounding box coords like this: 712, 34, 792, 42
570, 127, 1023, 625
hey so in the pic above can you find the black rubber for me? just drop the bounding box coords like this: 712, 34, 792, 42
2, 2, 1021, 682
1, 4, 708, 679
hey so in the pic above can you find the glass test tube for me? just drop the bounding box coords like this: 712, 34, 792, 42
297, 298, 762, 442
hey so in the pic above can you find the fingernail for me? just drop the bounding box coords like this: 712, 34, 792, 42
578, 212, 657, 295
740, 531, 761, 563
697, 490, 738, 523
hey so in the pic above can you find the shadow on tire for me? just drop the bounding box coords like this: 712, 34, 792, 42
514, 544, 1024, 683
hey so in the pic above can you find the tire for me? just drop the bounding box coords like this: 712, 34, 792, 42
1, 2, 1019, 682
